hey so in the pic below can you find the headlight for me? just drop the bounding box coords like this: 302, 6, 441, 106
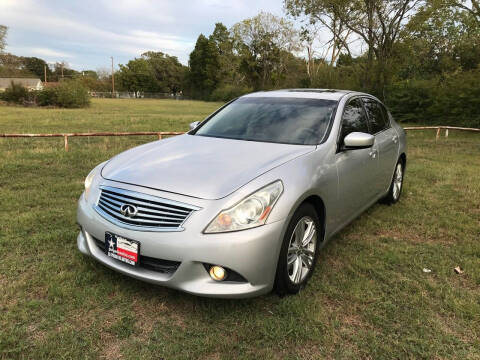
204, 181, 283, 233
84, 163, 104, 200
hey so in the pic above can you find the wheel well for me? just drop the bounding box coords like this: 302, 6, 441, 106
302, 195, 326, 242
399, 152, 407, 169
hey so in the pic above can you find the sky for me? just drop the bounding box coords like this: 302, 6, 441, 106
0, 0, 286, 71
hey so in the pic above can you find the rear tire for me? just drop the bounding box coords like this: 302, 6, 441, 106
274, 203, 321, 296
382, 159, 404, 205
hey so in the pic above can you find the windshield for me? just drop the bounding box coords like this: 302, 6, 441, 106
194, 97, 338, 145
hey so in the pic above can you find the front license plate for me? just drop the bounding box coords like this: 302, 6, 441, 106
105, 232, 140, 266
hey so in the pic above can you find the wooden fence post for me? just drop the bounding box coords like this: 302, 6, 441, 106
445, 129, 449, 139
436, 128, 440, 142
64, 135, 69, 151
158, 133, 162, 140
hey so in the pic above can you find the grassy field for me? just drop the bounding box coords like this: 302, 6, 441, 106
0, 99, 479, 359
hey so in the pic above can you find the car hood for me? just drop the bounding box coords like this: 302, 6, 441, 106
101, 134, 314, 200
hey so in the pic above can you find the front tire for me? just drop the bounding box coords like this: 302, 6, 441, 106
274, 203, 321, 296
382, 159, 404, 205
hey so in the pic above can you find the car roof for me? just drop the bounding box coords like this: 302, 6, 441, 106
241, 89, 360, 101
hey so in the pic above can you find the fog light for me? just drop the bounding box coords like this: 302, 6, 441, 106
209, 266, 227, 281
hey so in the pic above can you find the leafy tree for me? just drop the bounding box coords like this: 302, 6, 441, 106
21, 57, 51, 80
81, 70, 98, 79
117, 57, 158, 93
209, 23, 240, 86
447, 0, 480, 23
284, 0, 425, 98
231, 12, 301, 90
141, 51, 186, 93
0, 53, 32, 77
74, 71, 113, 91
187, 34, 220, 99
393, 0, 480, 79
116, 52, 186, 93
53, 61, 78, 81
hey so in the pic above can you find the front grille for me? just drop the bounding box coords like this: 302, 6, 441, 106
94, 186, 200, 232
93, 237, 181, 274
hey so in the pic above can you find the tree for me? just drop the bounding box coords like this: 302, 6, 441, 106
448, 0, 480, 23
141, 51, 186, 93
0, 25, 7, 52
209, 23, 241, 86
284, 0, 424, 97
285, 0, 353, 68
53, 61, 78, 80
22, 57, 51, 80
117, 57, 158, 93
0, 53, 32, 77
116, 52, 186, 93
395, 0, 480, 78
187, 34, 220, 98
231, 12, 301, 89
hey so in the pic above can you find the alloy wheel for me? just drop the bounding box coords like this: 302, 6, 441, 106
287, 216, 317, 284
392, 163, 403, 200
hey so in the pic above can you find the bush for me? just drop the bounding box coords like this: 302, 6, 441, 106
385, 79, 435, 124
210, 84, 253, 102
429, 71, 480, 127
1, 81, 30, 104
386, 71, 480, 127
36, 87, 57, 106
1, 80, 90, 108
53, 81, 90, 108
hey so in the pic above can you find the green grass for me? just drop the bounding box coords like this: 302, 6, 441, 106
1, 99, 479, 359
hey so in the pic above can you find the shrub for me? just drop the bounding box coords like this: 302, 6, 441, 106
210, 84, 252, 102
1, 81, 30, 104
385, 79, 435, 124
429, 71, 480, 128
386, 71, 480, 127
53, 81, 90, 108
36, 87, 57, 106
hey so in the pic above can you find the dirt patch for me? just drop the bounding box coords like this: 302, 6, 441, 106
26, 324, 47, 343
100, 339, 126, 360
131, 297, 187, 342
98, 307, 127, 359
433, 313, 473, 345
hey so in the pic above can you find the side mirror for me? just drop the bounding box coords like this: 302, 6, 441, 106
189, 121, 200, 130
343, 132, 374, 149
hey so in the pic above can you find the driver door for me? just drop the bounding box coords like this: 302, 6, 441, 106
335, 97, 380, 225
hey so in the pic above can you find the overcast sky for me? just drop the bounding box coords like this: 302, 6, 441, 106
0, 0, 286, 71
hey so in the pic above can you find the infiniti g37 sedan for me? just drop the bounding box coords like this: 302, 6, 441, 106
77, 89, 406, 298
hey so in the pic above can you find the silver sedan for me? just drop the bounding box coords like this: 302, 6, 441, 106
77, 89, 406, 298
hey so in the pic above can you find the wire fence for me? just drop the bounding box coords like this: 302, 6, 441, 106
89, 92, 187, 100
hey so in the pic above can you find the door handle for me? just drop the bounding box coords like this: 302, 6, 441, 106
392, 136, 398, 143
369, 150, 377, 159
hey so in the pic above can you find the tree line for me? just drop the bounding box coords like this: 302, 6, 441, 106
1, 0, 479, 126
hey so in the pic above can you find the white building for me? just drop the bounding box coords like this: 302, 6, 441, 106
0, 78, 43, 91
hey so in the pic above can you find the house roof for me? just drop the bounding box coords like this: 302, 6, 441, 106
0, 78, 42, 88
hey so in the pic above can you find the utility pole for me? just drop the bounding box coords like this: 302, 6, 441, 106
44, 64, 47, 83
111, 56, 115, 96
61, 62, 64, 79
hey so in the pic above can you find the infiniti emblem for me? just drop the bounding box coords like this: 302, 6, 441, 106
120, 204, 138, 218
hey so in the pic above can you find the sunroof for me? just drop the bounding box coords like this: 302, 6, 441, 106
285, 89, 347, 93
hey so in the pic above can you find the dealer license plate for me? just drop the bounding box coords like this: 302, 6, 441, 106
105, 232, 140, 266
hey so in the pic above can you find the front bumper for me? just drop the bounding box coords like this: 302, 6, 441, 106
77, 190, 286, 298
